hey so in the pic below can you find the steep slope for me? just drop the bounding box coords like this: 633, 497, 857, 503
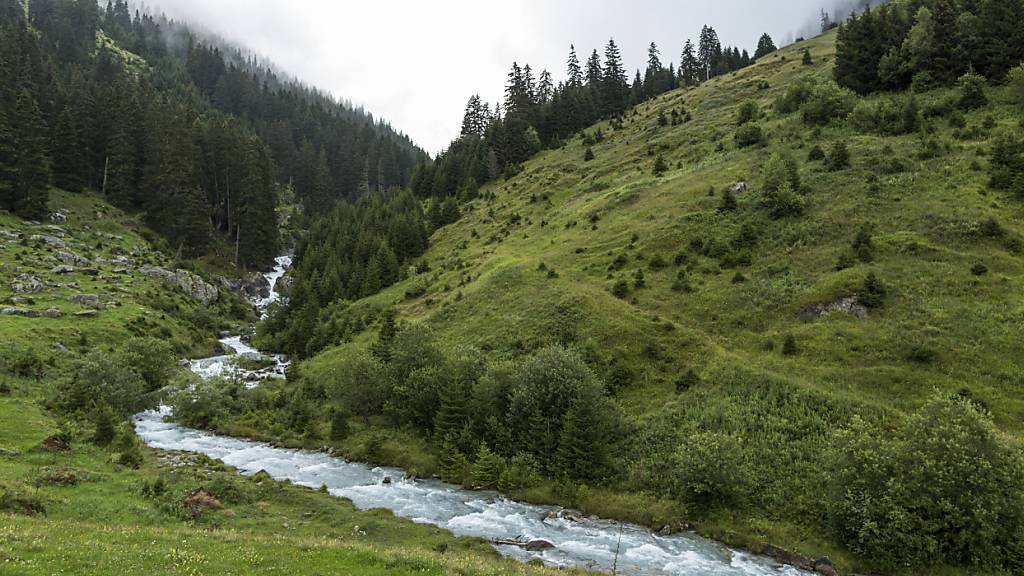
291, 29, 1024, 573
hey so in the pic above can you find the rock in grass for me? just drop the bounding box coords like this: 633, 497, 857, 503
11, 274, 44, 294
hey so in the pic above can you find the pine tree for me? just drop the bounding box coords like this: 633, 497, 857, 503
439, 435, 469, 484
329, 407, 349, 441
11, 87, 51, 219
91, 403, 118, 446
435, 377, 469, 441
567, 45, 583, 87
470, 443, 504, 489
698, 26, 723, 81
680, 40, 699, 86
51, 104, 86, 192
601, 39, 629, 116
754, 33, 777, 60
803, 48, 813, 66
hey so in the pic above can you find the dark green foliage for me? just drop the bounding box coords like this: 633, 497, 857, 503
831, 395, 1024, 572
112, 423, 144, 468
718, 189, 737, 212
957, 71, 988, 110
971, 263, 989, 276
852, 224, 875, 262
859, 272, 887, 309
989, 131, 1024, 196
736, 100, 759, 125
775, 80, 813, 115
801, 82, 856, 126
825, 141, 851, 171
802, 48, 813, 66
675, 369, 699, 393
652, 155, 669, 176
782, 335, 798, 356
583, 147, 595, 162
91, 404, 118, 447
753, 34, 777, 60
329, 408, 349, 441
807, 145, 825, 162
633, 269, 646, 289
470, 443, 503, 489
263, 189, 429, 357
612, 279, 630, 299
850, 94, 920, 135
734, 124, 764, 148
761, 152, 805, 218
835, 1, 1024, 94
439, 436, 469, 484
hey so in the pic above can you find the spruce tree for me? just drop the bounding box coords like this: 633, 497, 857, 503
601, 38, 629, 116
51, 104, 86, 192
439, 435, 469, 484
470, 443, 503, 489
567, 45, 583, 88
754, 33, 777, 60
680, 40, 699, 86
11, 87, 50, 219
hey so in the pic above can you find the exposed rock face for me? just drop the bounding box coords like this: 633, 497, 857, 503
55, 251, 90, 267
1, 307, 39, 318
30, 234, 65, 248
67, 294, 100, 307
50, 212, 67, 224
813, 557, 837, 576
731, 181, 749, 195
11, 274, 44, 294
43, 308, 63, 318
219, 273, 271, 300
797, 296, 869, 321
141, 267, 219, 305
51, 265, 75, 275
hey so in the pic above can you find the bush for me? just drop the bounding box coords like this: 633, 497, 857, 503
6, 347, 45, 380
0, 482, 46, 515
53, 350, 148, 418
734, 124, 764, 148
775, 80, 812, 114
91, 403, 118, 447
971, 263, 989, 276
807, 145, 825, 161
957, 70, 988, 111
1010, 63, 1024, 108
737, 100, 760, 125
119, 337, 175, 392
849, 94, 919, 135
782, 335, 798, 356
762, 152, 805, 218
583, 147, 595, 162
801, 81, 856, 126
611, 279, 630, 299
989, 131, 1024, 196
830, 396, 1024, 572
669, 431, 753, 514
859, 272, 887, 309
825, 141, 851, 171
652, 155, 669, 176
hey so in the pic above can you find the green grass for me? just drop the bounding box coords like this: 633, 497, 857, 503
0, 384, 581, 576
0, 188, 250, 360
291, 30, 1024, 575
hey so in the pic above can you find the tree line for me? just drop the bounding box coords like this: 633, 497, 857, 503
411, 27, 777, 201
834, 0, 1024, 94
0, 0, 426, 268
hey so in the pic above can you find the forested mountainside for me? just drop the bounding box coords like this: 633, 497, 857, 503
238, 0, 1024, 574
0, 0, 426, 269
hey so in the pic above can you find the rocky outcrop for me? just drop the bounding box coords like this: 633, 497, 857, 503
67, 294, 100, 307
1, 307, 39, 318
30, 234, 65, 248
11, 274, 44, 294
731, 181, 749, 195
43, 308, 63, 318
141, 267, 219, 305
219, 272, 271, 300
55, 251, 90, 267
797, 296, 868, 321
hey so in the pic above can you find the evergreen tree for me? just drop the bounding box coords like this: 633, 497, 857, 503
470, 443, 503, 489
439, 435, 469, 484
698, 26, 723, 81
601, 38, 629, 116
10, 87, 51, 219
51, 104, 86, 192
91, 403, 118, 446
754, 33, 777, 60
567, 45, 583, 87
679, 39, 699, 86
329, 407, 349, 441
435, 377, 469, 441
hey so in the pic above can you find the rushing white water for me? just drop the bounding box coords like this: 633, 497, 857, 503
253, 255, 293, 317
137, 257, 810, 576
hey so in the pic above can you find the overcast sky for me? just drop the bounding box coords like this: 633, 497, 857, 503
139, 0, 847, 154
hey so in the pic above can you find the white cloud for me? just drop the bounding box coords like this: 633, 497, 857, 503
138, 0, 829, 154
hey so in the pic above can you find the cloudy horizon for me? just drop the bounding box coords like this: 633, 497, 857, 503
136, 0, 867, 155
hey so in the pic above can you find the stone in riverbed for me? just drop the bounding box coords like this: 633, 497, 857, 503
525, 540, 555, 552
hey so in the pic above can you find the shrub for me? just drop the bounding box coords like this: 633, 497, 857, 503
802, 48, 812, 65
852, 224, 874, 262
470, 443, 504, 489
734, 124, 764, 148
859, 272, 887, 308
648, 254, 668, 270
782, 335, 798, 356
807, 145, 825, 161
653, 155, 669, 176
762, 152, 805, 218
825, 141, 851, 171
989, 131, 1024, 196
971, 263, 989, 276
112, 424, 144, 468
611, 279, 630, 299
801, 81, 856, 125
849, 95, 919, 135
830, 396, 1024, 572
0, 482, 46, 515
957, 70, 988, 110
91, 403, 118, 447
669, 431, 753, 514
675, 369, 699, 393
583, 147, 595, 162
737, 100, 760, 125
7, 347, 45, 380
775, 80, 813, 114
53, 351, 148, 418
119, 337, 175, 392
1009, 63, 1024, 108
